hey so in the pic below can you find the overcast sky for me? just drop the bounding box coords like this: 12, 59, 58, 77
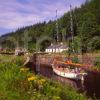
0, 0, 86, 36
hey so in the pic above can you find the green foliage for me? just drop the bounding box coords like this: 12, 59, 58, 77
94, 56, 100, 68
0, 55, 88, 100
72, 57, 79, 63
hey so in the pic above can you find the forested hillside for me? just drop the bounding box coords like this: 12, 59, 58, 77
0, 0, 100, 52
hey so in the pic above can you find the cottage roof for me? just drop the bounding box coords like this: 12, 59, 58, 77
46, 43, 68, 49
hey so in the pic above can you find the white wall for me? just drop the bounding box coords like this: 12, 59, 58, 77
45, 48, 68, 53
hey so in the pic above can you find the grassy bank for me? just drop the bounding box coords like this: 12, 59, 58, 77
0, 55, 88, 100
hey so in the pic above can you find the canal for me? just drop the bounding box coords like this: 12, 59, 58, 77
27, 53, 100, 99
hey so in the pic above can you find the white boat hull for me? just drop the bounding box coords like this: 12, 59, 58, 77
52, 66, 87, 80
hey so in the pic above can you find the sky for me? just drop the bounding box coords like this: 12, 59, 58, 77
0, 0, 86, 36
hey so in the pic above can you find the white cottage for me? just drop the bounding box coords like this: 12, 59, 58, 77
45, 43, 68, 53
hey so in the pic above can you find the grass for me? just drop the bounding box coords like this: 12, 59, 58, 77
94, 50, 100, 53
0, 55, 88, 100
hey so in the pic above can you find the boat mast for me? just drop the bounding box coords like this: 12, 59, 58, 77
68, 5, 75, 61
70, 5, 74, 50
56, 10, 59, 43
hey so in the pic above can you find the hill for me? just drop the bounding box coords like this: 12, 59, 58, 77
0, 0, 100, 53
